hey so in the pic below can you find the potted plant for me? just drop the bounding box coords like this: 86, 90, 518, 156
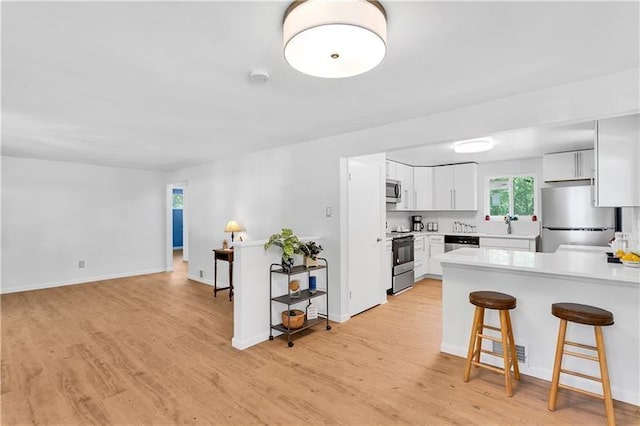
298, 241, 323, 268
264, 228, 301, 272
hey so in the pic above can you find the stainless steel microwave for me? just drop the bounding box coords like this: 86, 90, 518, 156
386, 179, 401, 203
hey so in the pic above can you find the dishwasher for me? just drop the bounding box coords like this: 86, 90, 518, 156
444, 235, 480, 252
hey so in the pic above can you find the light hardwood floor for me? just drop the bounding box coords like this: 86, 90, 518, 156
2, 252, 639, 424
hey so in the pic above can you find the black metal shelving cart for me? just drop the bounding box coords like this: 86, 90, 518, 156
269, 258, 331, 347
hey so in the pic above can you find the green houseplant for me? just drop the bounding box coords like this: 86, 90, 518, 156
298, 241, 323, 268
264, 228, 301, 272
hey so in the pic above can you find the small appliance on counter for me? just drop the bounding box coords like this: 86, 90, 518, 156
412, 215, 424, 232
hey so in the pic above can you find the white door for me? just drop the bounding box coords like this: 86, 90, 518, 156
348, 159, 383, 316
433, 166, 453, 210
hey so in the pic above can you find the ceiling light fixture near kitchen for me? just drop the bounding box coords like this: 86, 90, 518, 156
283, 0, 387, 78
454, 139, 494, 154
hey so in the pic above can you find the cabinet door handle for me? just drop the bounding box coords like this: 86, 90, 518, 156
577, 152, 581, 177
453, 189, 456, 209
575, 152, 579, 178
450, 189, 453, 209
376, 237, 383, 242
404, 190, 408, 209
414, 191, 417, 208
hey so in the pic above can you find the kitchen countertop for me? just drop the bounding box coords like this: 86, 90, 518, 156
437, 245, 639, 286
386, 231, 539, 240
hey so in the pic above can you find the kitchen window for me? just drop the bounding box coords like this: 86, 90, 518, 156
486, 175, 536, 219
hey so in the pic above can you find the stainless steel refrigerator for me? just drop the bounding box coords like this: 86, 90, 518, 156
541, 186, 615, 253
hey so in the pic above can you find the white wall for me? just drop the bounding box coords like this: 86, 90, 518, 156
169, 69, 639, 323
1, 156, 166, 293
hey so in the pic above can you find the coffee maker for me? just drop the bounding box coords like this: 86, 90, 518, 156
412, 215, 424, 232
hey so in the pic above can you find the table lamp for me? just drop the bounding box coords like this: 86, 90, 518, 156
224, 220, 244, 242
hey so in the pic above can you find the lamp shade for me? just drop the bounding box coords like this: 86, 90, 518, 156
224, 220, 244, 233
283, 0, 387, 78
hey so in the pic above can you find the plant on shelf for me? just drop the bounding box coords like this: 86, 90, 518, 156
298, 241, 323, 268
264, 228, 301, 272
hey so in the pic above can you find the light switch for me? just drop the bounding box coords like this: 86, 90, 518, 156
326, 207, 332, 217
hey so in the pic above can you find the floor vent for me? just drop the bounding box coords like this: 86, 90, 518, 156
492, 341, 527, 364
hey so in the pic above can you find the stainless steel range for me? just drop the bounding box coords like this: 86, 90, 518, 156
390, 235, 414, 294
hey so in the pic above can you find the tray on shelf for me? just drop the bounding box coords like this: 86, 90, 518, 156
272, 289, 327, 304
271, 316, 328, 335
271, 264, 327, 275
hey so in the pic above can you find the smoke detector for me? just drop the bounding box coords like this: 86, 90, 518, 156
249, 70, 270, 83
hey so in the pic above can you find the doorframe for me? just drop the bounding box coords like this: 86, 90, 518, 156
166, 181, 188, 271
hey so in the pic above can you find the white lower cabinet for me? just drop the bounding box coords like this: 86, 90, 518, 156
414, 235, 428, 280
479, 237, 536, 252
428, 235, 445, 276
383, 239, 392, 293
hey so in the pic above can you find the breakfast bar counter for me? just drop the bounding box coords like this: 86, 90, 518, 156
437, 246, 639, 406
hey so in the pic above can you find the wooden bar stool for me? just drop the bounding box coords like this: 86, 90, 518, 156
548, 303, 615, 426
463, 291, 520, 396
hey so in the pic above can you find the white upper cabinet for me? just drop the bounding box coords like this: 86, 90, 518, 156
385, 160, 398, 180
387, 161, 415, 210
414, 167, 434, 210
453, 163, 478, 210
433, 163, 478, 211
397, 162, 414, 210
594, 114, 640, 207
542, 149, 594, 182
433, 166, 454, 210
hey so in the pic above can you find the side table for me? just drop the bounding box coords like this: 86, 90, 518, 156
213, 248, 234, 301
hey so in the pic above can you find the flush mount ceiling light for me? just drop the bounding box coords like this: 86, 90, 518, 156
283, 0, 387, 78
453, 139, 494, 154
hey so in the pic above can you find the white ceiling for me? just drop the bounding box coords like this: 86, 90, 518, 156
386, 120, 596, 166
2, 1, 638, 171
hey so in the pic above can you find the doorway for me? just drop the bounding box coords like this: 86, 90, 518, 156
166, 182, 188, 272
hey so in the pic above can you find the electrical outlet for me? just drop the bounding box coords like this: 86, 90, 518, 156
199, 269, 204, 278
78, 260, 85, 268
326, 206, 332, 217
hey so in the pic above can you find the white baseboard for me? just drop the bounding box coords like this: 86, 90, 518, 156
186, 274, 214, 286
232, 332, 270, 350
330, 312, 350, 323
0, 268, 166, 294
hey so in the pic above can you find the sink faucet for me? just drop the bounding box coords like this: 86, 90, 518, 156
504, 215, 517, 234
